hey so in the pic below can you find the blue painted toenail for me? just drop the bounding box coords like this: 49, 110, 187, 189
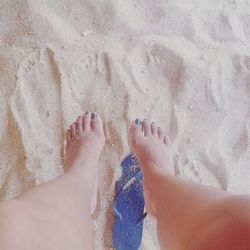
135, 119, 141, 125
91, 112, 97, 119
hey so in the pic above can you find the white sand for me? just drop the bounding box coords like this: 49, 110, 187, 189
1, 0, 250, 249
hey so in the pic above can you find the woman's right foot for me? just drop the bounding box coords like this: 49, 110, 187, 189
130, 119, 174, 216
64, 112, 105, 214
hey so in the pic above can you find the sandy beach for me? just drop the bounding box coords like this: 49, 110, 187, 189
0, 0, 250, 249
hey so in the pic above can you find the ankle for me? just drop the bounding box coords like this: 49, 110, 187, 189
64, 157, 98, 172
64, 168, 96, 191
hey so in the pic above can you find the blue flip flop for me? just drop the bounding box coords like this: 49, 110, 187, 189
113, 154, 147, 250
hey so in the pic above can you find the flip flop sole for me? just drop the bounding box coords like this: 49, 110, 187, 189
113, 154, 145, 250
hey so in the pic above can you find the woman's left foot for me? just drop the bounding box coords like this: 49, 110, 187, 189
130, 119, 174, 216
64, 112, 105, 213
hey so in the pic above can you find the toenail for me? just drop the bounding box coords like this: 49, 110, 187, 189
91, 112, 97, 119
85, 112, 89, 115
135, 119, 141, 125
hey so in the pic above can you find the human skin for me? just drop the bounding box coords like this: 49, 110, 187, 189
130, 118, 250, 250
0, 112, 105, 250
0, 114, 249, 250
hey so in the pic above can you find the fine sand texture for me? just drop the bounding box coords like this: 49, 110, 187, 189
1, 0, 250, 249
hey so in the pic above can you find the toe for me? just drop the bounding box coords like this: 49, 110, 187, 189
130, 119, 143, 142
83, 112, 91, 131
151, 122, 158, 137
70, 123, 77, 139
157, 127, 164, 140
163, 136, 168, 145
91, 112, 104, 134
76, 116, 83, 134
142, 119, 151, 136
66, 129, 72, 143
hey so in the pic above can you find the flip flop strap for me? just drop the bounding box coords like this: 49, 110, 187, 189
136, 212, 147, 225
113, 171, 147, 224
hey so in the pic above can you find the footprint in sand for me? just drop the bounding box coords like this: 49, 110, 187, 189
58, 48, 129, 131
11, 48, 63, 184
176, 154, 202, 184
146, 41, 186, 98
193, 9, 246, 43
126, 40, 187, 140
242, 55, 250, 74
228, 116, 250, 194
176, 152, 226, 189
214, 53, 250, 163
58, 50, 117, 121
231, 54, 250, 96
127, 40, 186, 96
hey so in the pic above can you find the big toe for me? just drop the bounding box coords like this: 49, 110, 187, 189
130, 119, 143, 143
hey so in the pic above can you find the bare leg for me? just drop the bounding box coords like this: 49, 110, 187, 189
130, 119, 250, 250
0, 112, 105, 250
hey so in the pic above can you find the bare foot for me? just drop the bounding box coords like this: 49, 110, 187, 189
64, 112, 105, 214
130, 119, 174, 216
